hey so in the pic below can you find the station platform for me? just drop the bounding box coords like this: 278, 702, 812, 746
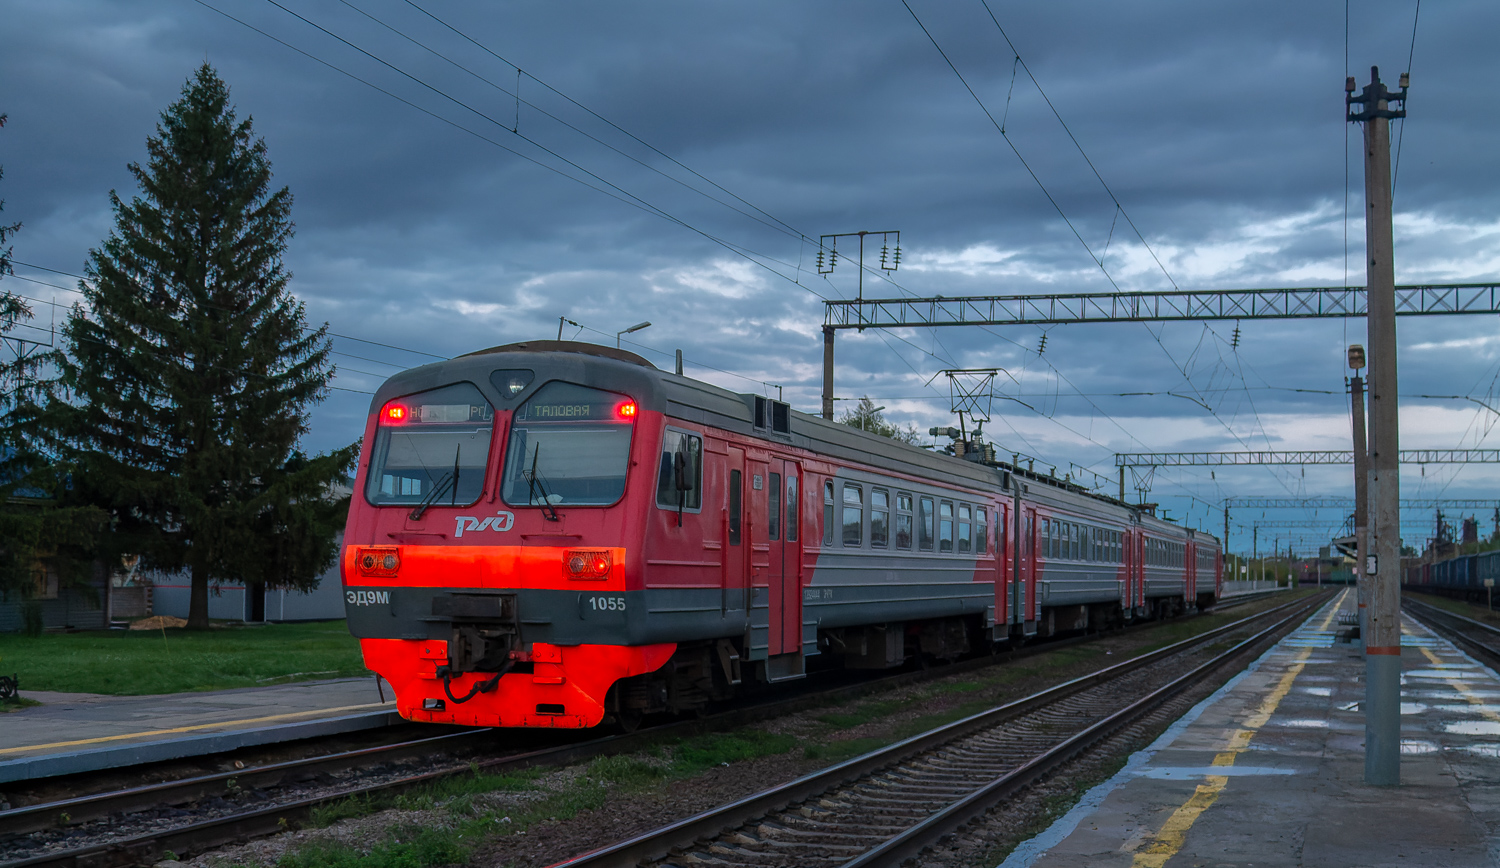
1003, 589, 1500, 868
0, 676, 396, 783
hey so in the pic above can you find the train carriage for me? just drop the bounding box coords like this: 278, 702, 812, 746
342, 342, 1220, 729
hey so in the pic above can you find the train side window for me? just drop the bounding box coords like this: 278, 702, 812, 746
871, 488, 890, 548
1041, 518, 1051, 558
655, 429, 703, 511
939, 500, 954, 553
919, 497, 935, 551
843, 483, 863, 547
823, 482, 835, 547
729, 470, 742, 546
896, 493, 914, 549
976, 507, 988, 555
958, 504, 972, 554
1070, 523, 1079, 560
787, 476, 798, 542
768, 472, 782, 540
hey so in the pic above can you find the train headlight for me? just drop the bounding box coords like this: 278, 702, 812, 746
564, 549, 612, 580
356, 546, 401, 577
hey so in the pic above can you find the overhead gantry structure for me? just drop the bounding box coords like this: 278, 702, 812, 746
819, 281, 1500, 418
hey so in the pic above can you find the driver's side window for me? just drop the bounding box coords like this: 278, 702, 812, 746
655, 428, 703, 511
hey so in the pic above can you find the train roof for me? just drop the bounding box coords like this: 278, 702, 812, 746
371, 341, 1218, 547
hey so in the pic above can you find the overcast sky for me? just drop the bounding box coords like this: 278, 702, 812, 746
3, 0, 1496, 556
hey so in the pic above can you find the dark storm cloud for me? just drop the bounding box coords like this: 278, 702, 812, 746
4, 0, 1498, 551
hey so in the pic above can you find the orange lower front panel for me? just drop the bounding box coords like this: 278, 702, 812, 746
359, 638, 676, 728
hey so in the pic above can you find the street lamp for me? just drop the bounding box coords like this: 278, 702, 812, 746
616, 321, 651, 348
864, 405, 886, 432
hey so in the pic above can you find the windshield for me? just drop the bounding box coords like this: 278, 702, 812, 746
365, 383, 493, 507
501, 381, 635, 507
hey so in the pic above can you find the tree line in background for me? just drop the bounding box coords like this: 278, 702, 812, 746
0, 66, 356, 630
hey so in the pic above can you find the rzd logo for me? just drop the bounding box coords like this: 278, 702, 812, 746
454, 510, 515, 538
347, 590, 390, 605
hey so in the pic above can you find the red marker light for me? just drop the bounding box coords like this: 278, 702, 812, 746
563, 549, 612, 579
383, 403, 408, 423
617, 401, 637, 419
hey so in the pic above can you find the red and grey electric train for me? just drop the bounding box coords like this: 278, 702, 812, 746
342, 341, 1222, 729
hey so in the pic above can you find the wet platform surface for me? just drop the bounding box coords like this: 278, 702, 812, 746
0, 677, 394, 782
1003, 588, 1500, 868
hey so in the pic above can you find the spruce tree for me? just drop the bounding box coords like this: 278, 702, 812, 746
53, 66, 355, 629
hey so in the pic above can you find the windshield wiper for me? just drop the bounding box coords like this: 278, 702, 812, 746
523, 445, 561, 522
408, 470, 453, 518
410, 445, 463, 522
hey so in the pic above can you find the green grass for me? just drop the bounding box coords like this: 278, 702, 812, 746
255, 730, 801, 868
1409, 591, 1500, 623
0, 621, 367, 695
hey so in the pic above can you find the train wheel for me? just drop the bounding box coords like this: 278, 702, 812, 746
613, 708, 644, 733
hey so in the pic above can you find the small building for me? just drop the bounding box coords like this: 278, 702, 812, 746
0, 561, 113, 632
148, 534, 347, 623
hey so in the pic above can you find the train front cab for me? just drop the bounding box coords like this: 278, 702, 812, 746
342, 353, 692, 729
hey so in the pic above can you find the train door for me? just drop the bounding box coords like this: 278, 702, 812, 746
1020, 506, 1037, 630
1185, 540, 1197, 601
724, 446, 746, 608
994, 501, 1009, 628
766, 458, 802, 656
1133, 531, 1145, 610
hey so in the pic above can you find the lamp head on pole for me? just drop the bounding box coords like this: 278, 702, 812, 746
616, 321, 652, 347
1348, 343, 1366, 371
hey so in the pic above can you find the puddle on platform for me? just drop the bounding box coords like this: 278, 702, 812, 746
1401, 740, 1439, 755
1410, 689, 1500, 699
1460, 744, 1500, 758
1405, 669, 1487, 680
1443, 720, 1500, 736
1416, 663, 1479, 669
1331, 701, 1422, 713
1140, 766, 1297, 779
1431, 703, 1500, 715
1298, 687, 1334, 697
1275, 718, 1330, 728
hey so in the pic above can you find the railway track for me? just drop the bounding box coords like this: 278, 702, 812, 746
550, 591, 1326, 868
1402, 595, 1500, 662
0, 590, 1294, 868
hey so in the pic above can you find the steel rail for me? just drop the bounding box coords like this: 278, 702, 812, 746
841, 601, 1316, 867
546, 593, 1325, 868
0, 596, 1277, 868
1402, 596, 1500, 661
0, 729, 489, 837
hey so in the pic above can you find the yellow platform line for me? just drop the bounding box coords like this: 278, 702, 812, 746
1417, 643, 1500, 724
1128, 590, 1344, 868
0, 702, 389, 756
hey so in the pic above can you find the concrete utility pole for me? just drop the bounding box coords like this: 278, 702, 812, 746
1349, 65, 1408, 787
1350, 344, 1369, 637
822, 326, 835, 419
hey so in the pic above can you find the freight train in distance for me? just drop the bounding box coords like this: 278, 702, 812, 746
342, 341, 1222, 729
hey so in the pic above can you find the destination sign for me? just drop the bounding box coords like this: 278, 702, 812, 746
531, 403, 598, 419
519, 382, 634, 422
